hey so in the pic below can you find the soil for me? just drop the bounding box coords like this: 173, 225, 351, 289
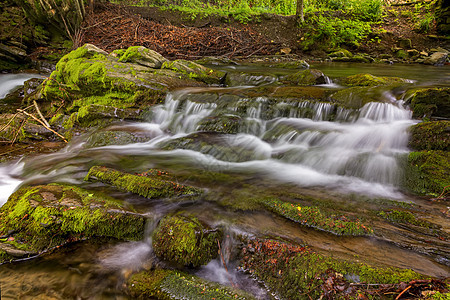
73, 1, 450, 61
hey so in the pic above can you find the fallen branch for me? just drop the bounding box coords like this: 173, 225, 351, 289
17, 109, 68, 143
33, 100, 50, 128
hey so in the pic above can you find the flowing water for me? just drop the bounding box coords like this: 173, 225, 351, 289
0, 66, 449, 299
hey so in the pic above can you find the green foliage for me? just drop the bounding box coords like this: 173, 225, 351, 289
416, 13, 435, 33
302, 13, 372, 50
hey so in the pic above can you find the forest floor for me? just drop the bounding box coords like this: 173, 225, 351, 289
41, 1, 450, 62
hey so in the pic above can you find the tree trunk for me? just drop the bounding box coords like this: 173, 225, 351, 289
296, 0, 304, 23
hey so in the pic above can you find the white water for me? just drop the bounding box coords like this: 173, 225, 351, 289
0, 82, 416, 207
0, 73, 43, 99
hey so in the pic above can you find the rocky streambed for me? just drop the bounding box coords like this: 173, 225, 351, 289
0, 44, 449, 299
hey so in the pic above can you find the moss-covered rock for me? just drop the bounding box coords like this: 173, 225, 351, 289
40, 44, 210, 116
239, 238, 425, 300
161, 59, 226, 85
152, 214, 222, 267
408, 121, 450, 151
404, 150, 450, 196
127, 269, 254, 299
409, 88, 450, 119
0, 184, 145, 262
330, 86, 389, 109
114, 45, 168, 68
283, 69, 329, 85
85, 166, 202, 199
261, 198, 373, 236
342, 73, 410, 86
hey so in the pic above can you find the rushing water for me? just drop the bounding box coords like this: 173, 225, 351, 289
0, 67, 449, 298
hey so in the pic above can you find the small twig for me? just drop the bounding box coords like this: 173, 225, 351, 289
17, 109, 68, 143
395, 285, 411, 300
33, 100, 50, 128
217, 239, 236, 288
11, 118, 26, 145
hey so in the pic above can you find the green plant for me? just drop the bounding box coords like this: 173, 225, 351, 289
416, 13, 434, 33
302, 13, 371, 50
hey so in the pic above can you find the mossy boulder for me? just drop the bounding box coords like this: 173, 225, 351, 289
240, 238, 424, 300
328, 49, 353, 58
85, 166, 202, 199
330, 86, 386, 109
114, 45, 168, 68
283, 69, 329, 85
0, 184, 145, 262
127, 269, 254, 299
342, 73, 410, 87
152, 214, 222, 267
161, 59, 226, 85
40, 44, 211, 114
408, 121, 450, 151
408, 88, 450, 119
404, 150, 450, 196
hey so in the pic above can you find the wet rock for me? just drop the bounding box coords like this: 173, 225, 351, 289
74, 104, 143, 127
226, 72, 278, 86
330, 86, 399, 109
127, 269, 254, 299
328, 49, 353, 58
408, 87, 450, 119
408, 121, 450, 151
283, 69, 329, 85
198, 114, 242, 134
0, 184, 146, 262
423, 52, 448, 66
84, 130, 150, 148
85, 166, 202, 199
239, 238, 424, 300
152, 214, 222, 267
342, 73, 410, 87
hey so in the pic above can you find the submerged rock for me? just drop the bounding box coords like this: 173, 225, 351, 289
127, 269, 254, 299
0, 184, 145, 263
85, 166, 202, 199
152, 214, 222, 267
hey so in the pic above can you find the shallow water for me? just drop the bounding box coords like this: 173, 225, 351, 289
0, 65, 449, 299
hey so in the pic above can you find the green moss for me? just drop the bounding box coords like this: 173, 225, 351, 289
128, 269, 254, 299
152, 214, 222, 267
379, 210, 434, 228
0, 184, 145, 253
261, 198, 373, 236
161, 60, 226, 85
408, 121, 450, 151
283, 69, 328, 85
343, 73, 409, 86
404, 151, 450, 196
409, 88, 450, 119
85, 166, 202, 199
240, 238, 424, 300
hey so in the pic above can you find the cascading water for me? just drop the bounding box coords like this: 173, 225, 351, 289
1, 66, 447, 299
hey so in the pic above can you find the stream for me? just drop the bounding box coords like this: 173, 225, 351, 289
0, 63, 449, 299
